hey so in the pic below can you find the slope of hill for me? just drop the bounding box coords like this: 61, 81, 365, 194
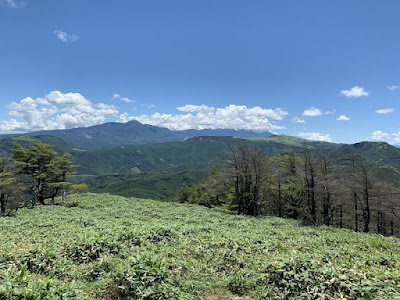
72, 136, 233, 175
78, 170, 210, 200
1, 193, 399, 299
0, 135, 77, 155
73, 136, 400, 198
2, 133, 400, 199
70, 135, 400, 176
0, 120, 274, 149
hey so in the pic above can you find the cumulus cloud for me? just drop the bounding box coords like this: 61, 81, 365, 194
298, 132, 332, 142
337, 115, 350, 121
291, 117, 306, 123
54, 30, 79, 43
119, 104, 288, 132
112, 94, 135, 103
302, 107, 322, 117
371, 131, 400, 146
340, 86, 370, 98
376, 108, 394, 114
388, 85, 400, 91
177, 105, 215, 113
0, 119, 30, 134
176, 104, 288, 120
0, 91, 117, 133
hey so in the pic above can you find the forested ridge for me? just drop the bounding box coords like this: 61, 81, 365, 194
2, 134, 400, 237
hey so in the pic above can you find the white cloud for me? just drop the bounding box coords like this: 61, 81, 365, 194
302, 107, 322, 117
112, 94, 134, 103
176, 104, 288, 121
340, 86, 370, 98
376, 108, 394, 114
337, 115, 350, 121
371, 131, 400, 146
119, 104, 288, 132
0, 91, 117, 133
177, 104, 215, 113
54, 30, 79, 43
116, 113, 130, 123
0, 119, 30, 134
298, 132, 332, 142
291, 117, 306, 123
388, 85, 400, 91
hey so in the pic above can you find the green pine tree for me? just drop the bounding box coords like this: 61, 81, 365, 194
12, 140, 85, 205
0, 156, 16, 215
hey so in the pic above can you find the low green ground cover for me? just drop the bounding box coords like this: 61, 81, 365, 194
0, 193, 399, 299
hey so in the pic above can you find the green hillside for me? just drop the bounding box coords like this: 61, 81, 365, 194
70, 135, 334, 176
2, 134, 400, 199
71, 136, 400, 176
1, 193, 399, 299
78, 170, 209, 200
72, 136, 232, 175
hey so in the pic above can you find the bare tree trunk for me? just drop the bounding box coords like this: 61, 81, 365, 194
361, 165, 371, 233
338, 202, 343, 228
303, 149, 316, 223
277, 177, 283, 217
354, 191, 358, 232
0, 193, 6, 216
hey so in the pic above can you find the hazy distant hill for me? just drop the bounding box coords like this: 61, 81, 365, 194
0, 120, 274, 150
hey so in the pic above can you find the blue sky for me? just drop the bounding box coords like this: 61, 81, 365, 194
1, 0, 400, 145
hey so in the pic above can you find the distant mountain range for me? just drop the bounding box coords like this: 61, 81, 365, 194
1, 121, 400, 200
0, 120, 274, 149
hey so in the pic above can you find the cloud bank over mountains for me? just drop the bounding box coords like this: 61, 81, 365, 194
0, 91, 117, 133
297, 132, 332, 142
0, 92, 289, 134
371, 131, 400, 146
121, 105, 288, 132
1, 87, 399, 146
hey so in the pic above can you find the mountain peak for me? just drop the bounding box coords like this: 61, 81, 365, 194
0, 121, 274, 149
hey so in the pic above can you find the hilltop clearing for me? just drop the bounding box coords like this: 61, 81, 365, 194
1, 193, 399, 299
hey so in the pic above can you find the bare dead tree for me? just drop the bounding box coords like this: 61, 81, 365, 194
303, 148, 317, 224
225, 141, 273, 216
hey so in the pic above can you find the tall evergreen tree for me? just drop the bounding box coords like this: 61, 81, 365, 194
0, 156, 16, 215
12, 140, 81, 205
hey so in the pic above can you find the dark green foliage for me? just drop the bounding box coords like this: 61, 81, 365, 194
0, 156, 16, 215
11, 140, 84, 205
80, 170, 209, 200
109, 255, 183, 299
72, 136, 232, 175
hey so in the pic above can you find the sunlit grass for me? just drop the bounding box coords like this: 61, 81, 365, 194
1, 193, 399, 299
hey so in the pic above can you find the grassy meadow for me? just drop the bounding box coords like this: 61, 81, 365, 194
1, 193, 400, 299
